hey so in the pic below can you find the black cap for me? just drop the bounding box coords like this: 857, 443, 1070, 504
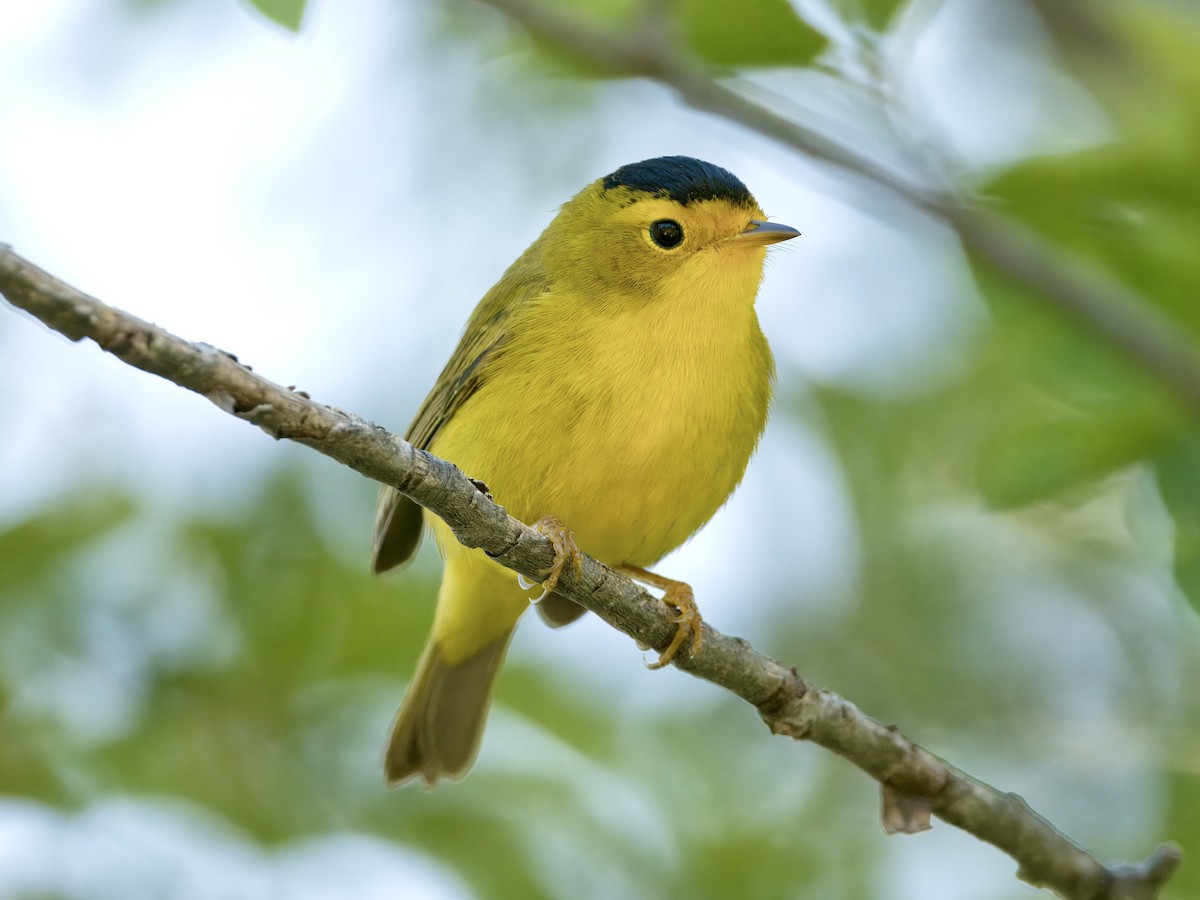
602, 156, 753, 207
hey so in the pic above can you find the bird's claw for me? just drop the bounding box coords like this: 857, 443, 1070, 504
523, 516, 581, 602
645, 581, 702, 670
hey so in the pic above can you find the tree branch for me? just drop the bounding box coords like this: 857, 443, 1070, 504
474, 0, 1200, 417
0, 246, 1182, 897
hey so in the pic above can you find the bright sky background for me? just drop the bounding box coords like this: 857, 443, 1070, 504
0, 0, 1114, 896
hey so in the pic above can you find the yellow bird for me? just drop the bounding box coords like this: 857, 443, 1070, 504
372, 156, 798, 786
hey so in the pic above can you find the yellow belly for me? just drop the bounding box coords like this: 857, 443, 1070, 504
430, 300, 773, 568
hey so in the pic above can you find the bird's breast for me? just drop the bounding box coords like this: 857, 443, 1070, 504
432, 291, 773, 568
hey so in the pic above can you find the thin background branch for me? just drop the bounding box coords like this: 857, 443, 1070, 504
0, 246, 1182, 899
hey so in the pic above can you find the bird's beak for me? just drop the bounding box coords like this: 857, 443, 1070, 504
735, 219, 800, 246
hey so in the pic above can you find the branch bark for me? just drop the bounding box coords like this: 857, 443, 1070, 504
474, 0, 1200, 418
0, 246, 1182, 898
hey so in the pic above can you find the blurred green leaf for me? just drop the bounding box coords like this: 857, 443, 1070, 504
243, 0, 306, 31
1163, 765, 1200, 900
979, 414, 1175, 509
0, 493, 134, 592
515, 0, 825, 78
989, 144, 1200, 342
677, 0, 825, 68
1155, 433, 1200, 614
963, 270, 1196, 516
844, 0, 909, 31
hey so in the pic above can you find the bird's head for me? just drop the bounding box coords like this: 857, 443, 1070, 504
538, 156, 798, 306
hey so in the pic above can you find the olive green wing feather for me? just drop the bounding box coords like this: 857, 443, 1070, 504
371, 257, 545, 574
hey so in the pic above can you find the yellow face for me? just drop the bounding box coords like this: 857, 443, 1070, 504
536, 183, 787, 310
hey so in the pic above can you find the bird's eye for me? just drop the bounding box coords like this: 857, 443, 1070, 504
649, 219, 684, 249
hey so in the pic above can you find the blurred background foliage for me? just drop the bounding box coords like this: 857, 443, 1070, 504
1, 0, 1199, 898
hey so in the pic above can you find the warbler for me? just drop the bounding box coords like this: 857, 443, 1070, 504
372, 156, 798, 786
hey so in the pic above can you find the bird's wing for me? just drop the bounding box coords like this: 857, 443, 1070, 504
371, 256, 546, 574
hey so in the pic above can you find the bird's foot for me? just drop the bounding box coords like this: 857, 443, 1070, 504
519, 516, 581, 602
616, 566, 703, 669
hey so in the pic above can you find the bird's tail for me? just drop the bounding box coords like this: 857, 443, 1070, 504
384, 629, 514, 787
